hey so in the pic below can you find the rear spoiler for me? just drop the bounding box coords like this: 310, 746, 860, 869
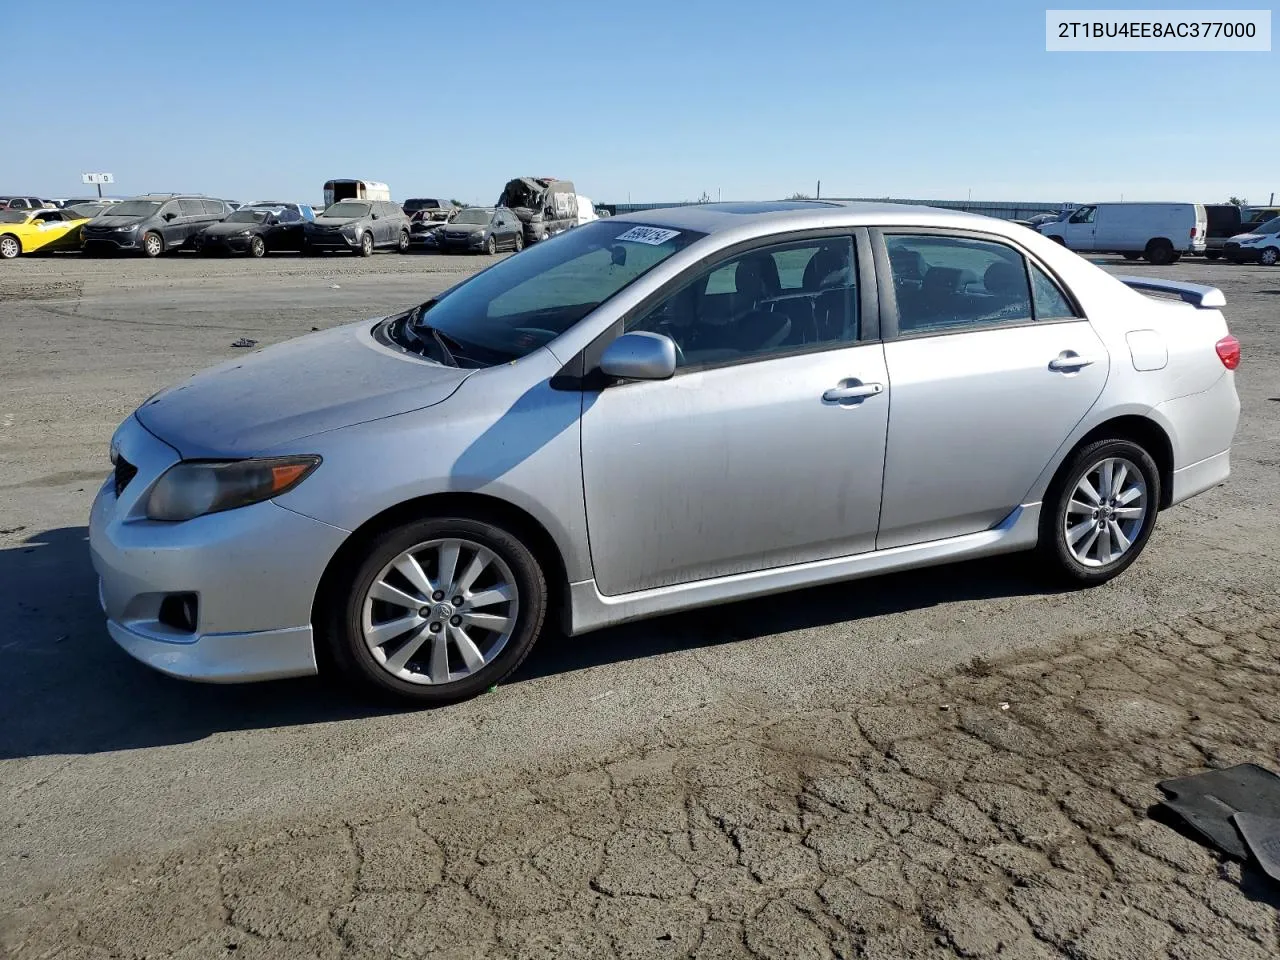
1116, 276, 1225, 309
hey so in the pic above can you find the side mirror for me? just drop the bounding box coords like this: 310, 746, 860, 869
599, 332, 677, 382
610, 244, 627, 267
371, 212, 380, 220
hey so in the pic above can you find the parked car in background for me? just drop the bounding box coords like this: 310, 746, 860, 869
243, 200, 315, 221
80, 195, 232, 257
408, 207, 454, 249
575, 194, 600, 226
194, 206, 308, 257
1201, 204, 1243, 260
403, 198, 453, 219
1223, 216, 1280, 265
89, 202, 1241, 705
63, 201, 112, 220
60, 197, 121, 210
435, 205, 523, 254
322, 179, 391, 208
1027, 212, 1065, 229
0, 207, 96, 259
1240, 207, 1280, 232
303, 199, 408, 256
1039, 202, 1207, 264
0, 196, 56, 210
497, 177, 578, 245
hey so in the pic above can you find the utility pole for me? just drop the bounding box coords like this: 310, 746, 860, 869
816, 180, 821, 199
1271, 191, 1275, 205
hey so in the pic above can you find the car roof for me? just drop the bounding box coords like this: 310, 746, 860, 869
612, 200, 1007, 235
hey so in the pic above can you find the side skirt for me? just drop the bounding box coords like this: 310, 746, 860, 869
567, 503, 1042, 635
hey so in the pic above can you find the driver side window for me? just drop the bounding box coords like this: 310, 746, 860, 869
1069, 206, 1096, 224
627, 237, 859, 369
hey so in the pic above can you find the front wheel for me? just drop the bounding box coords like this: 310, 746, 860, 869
513, 232, 524, 252
1038, 438, 1160, 586
0, 235, 20, 259
397, 230, 410, 253
323, 516, 548, 705
142, 232, 163, 258
249, 235, 266, 258
1261, 247, 1279, 267
485, 234, 497, 256
359, 232, 374, 257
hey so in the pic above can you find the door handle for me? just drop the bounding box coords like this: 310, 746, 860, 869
1048, 352, 1096, 372
823, 381, 884, 402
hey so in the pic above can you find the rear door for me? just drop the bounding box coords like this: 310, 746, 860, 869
157, 201, 186, 246
875, 230, 1108, 549
177, 199, 207, 244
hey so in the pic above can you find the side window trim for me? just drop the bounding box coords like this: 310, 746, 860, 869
583, 227, 878, 381
872, 226, 1083, 341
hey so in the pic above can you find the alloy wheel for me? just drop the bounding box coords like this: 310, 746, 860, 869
1062, 457, 1148, 567
360, 538, 519, 685
0, 236, 19, 259
1262, 248, 1279, 266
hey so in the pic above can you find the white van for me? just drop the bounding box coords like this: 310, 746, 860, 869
1039, 202, 1207, 264
575, 194, 599, 226
322, 179, 391, 209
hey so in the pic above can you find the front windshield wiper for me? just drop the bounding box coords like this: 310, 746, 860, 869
402, 303, 462, 367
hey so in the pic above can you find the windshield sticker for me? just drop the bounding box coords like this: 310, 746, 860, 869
616, 226, 681, 246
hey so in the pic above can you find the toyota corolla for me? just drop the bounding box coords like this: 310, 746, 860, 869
90, 201, 1241, 704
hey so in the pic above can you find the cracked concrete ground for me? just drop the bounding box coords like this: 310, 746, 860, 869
5, 605, 1280, 958
2, 254, 1280, 957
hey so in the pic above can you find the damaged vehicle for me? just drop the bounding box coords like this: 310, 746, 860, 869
91, 202, 1240, 707
497, 177, 578, 245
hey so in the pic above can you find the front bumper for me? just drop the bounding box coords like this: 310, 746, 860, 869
437, 232, 486, 251
305, 230, 360, 250
82, 232, 140, 250
89, 415, 350, 683
1224, 243, 1262, 262
198, 234, 253, 254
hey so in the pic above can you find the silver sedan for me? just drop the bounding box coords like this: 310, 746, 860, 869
90, 201, 1241, 704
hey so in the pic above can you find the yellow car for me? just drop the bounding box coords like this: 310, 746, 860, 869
0, 206, 97, 259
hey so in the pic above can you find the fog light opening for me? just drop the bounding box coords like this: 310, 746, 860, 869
158, 593, 198, 633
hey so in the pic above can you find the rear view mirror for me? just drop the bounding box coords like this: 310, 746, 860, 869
599, 332, 677, 382
610, 244, 627, 267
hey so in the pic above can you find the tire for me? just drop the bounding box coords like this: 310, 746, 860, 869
142, 232, 163, 258
513, 232, 524, 253
1261, 247, 1279, 267
249, 235, 266, 258
485, 234, 497, 256
323, 515, 548, 705
397, 230, 410, 253
1038, 438, 1160, 586
1144, 241, 1174, 265
359, 232, 374, 258
1121, 252, 1141, 261
1204, 251, 1221, 260
0, 234, 20, 260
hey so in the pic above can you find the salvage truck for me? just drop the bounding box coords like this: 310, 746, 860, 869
496, 177, 578, 245
322, 179, 391, 210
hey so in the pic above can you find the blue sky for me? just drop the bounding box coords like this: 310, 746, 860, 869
3, 1, 1275, 206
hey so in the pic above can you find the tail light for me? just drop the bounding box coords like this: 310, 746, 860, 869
1190, 227, 1199, 238
1216, 335, 1241, 370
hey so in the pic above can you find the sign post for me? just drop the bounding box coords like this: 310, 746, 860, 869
81, 172, 114, 199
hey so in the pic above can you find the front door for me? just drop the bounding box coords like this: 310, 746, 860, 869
1058, 205, 1097, 251
581, 234, 890, 596
158, 201, 186, 247
876, 232, 1109, 549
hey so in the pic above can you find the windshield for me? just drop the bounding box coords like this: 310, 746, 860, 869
323, 201, 369, 218
65, 203, 106, 218
405, 219, 703, 363
452, 208, 491, 225
227, 209, 269, 223
1255, 216, 1280, 235
108, 200, 162, 218
0, 211, 29, 223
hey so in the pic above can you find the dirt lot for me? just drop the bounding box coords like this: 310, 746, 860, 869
2, 250, 1279, 958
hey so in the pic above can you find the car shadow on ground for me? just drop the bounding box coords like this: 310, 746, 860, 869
0, 524, 1062, 760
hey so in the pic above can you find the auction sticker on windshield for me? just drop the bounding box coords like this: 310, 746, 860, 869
616, 226, 682, 245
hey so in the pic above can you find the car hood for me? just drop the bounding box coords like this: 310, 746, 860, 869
85, 215, 144, 229
443, 223, 485, 233
1228, 232, 1265, 242
311, 216, 361, 227
134, 319, 472, 459
202, 222, 263, 237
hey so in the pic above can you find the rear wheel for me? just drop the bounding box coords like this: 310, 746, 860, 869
1038, 438, 1160, 586
1144, 240, 1174, 265
1261, 247, 1279, 267
0, 235, 20, 259
142, 232, 163, 258
359, 232, 374, 257
249, 235, 266, 258
323, 515, 548, 705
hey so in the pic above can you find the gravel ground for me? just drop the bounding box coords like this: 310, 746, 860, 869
1, 249, 1278, 957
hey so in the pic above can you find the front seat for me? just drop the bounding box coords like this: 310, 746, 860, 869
982, 261, 1029, 315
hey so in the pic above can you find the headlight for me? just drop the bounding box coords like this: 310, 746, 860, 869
114, 224, 137, 232
146, 456, 321, 522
